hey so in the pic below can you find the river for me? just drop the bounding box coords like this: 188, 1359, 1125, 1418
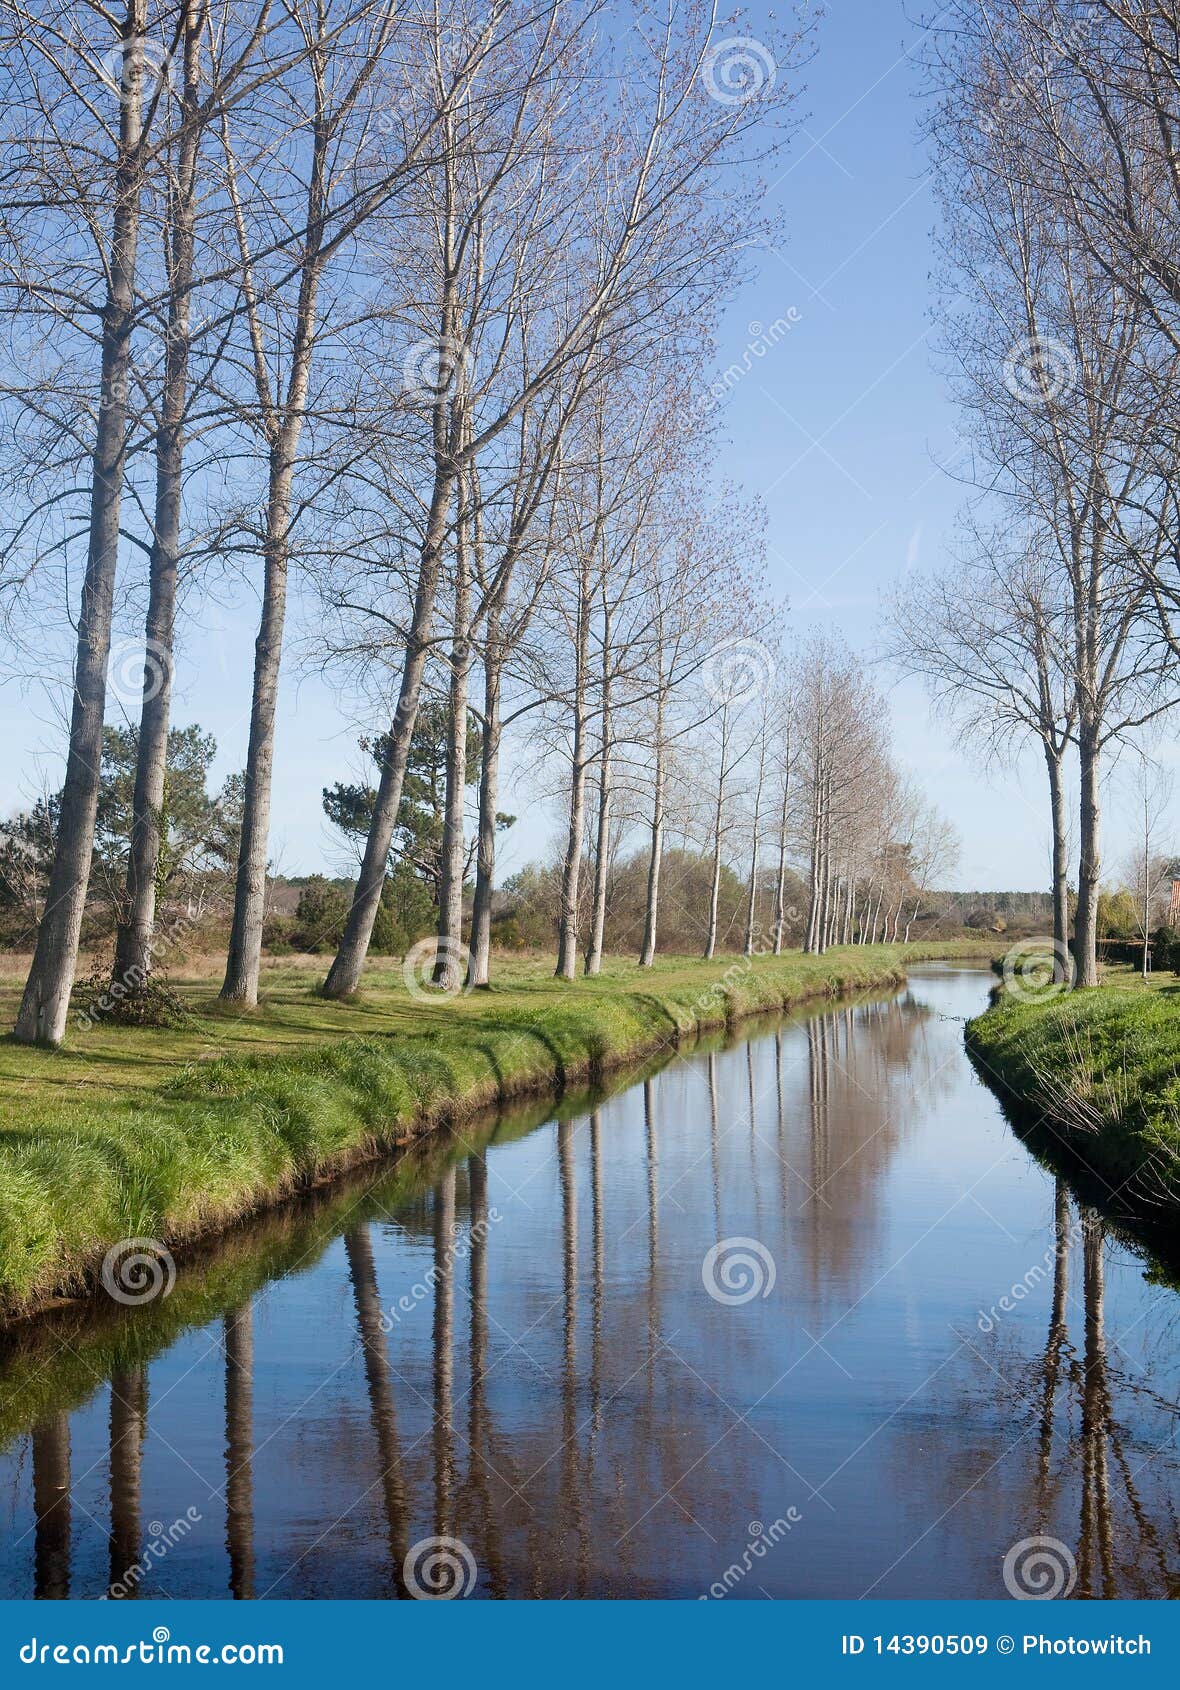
1, 963, 1178, 1600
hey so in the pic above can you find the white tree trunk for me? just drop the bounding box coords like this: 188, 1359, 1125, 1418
16, 7, 148, 1046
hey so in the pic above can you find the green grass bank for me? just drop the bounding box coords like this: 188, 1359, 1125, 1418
965, 979, 1180, 1220
0, 943, 987, 1322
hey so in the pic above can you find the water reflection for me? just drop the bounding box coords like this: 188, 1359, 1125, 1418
33, 1416, 70, 1600
946, 1181, 1180, 1601
108, 1365, 146, 1599
3, 970, 1180, 1599
346, 1227, 408, 1596
224, 1306, 255, 1600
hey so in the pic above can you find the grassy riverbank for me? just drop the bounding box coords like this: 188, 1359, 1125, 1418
0, 943, 988, 1320
965, 978, 1180, 1216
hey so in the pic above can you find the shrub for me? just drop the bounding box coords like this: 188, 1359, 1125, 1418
290, 877, 350, 953
1154, 924, 1180, 974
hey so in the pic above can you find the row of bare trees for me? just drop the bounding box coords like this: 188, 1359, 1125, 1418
520, 612, 958, 967
0, 1, 819, 1042
891, 0, 1180, 988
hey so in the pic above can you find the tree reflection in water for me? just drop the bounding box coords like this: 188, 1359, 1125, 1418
948, 1184, 1180, 1600
6, 972, 1180, 1599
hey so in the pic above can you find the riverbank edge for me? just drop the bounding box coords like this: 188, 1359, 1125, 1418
964, 987, 1180, 1221
0, 944, 988, 1324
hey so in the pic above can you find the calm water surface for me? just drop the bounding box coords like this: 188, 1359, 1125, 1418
2, 964, 1179, 1599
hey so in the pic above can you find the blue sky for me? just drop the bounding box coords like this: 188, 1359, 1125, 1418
706, 0, 1093, 892
4, 0, 1149, 893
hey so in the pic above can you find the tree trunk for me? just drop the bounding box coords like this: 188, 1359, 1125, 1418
220, 474, 291, 1005
704, 785, 724, 961
221, 109, 330, 1007
434, 514, 470, 989
322, 477, 452, 999
555, 725, 588, 978
743, 733, 766, 957
113, 2, 203, 1000
743, 822, 759, 956
585, 669, 611, 976
772, 771, 790, 954
639, 714, 664, 967
1075, 725, 1101, 988
1045, 746, 1070, 978
15, 8, 147, 1046
820, 776, 836, 949
806, 766, 827, 955
555, 565, 591, 980
887, 896, 904, 944
467, 633, 502, 990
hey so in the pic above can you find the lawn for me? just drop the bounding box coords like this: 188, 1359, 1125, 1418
965, 967, 1180, 1221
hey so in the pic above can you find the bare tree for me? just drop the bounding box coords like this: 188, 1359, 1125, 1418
322, 0, 806, 998
5, 3, 156, 1043
216, 1, 517, 1006
927, 3, 1180, 985
887, 544, 1077, 968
